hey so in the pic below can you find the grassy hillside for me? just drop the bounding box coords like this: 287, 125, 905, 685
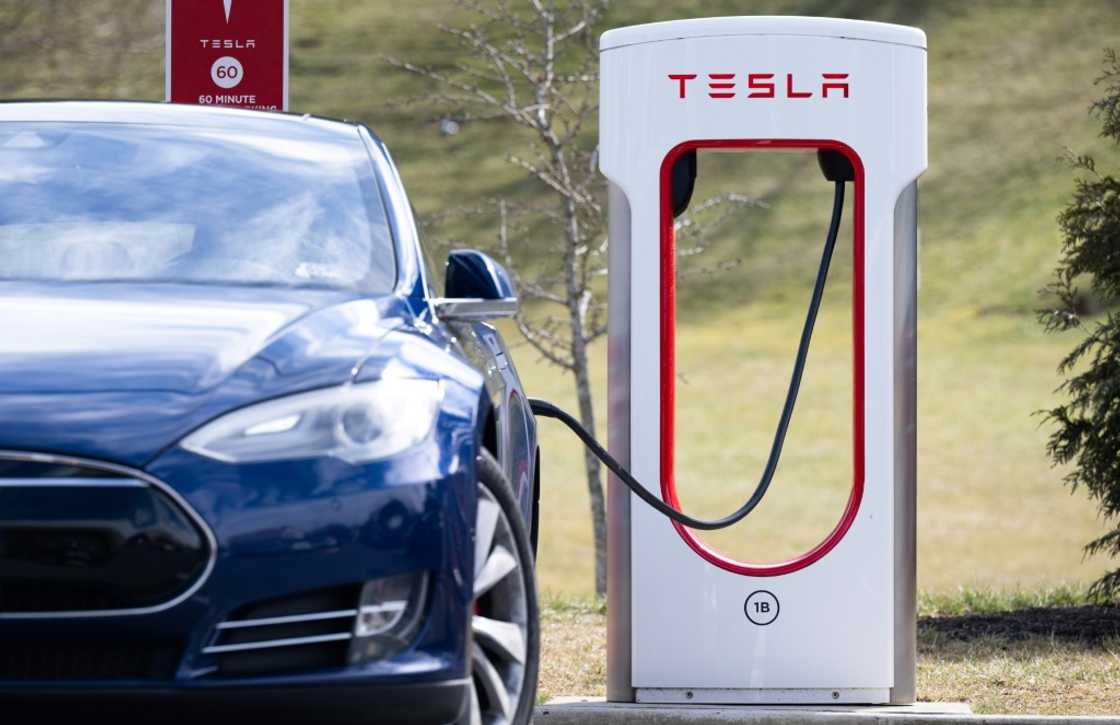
2, 0, 1112, 311
1, 0, 1118, 597
285, 0, 1120, 314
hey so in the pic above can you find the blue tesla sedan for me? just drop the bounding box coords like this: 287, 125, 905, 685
0, 101, 540, 724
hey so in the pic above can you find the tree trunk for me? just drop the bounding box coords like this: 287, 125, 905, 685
557, 180, 608, 596
571, 337, 608, 596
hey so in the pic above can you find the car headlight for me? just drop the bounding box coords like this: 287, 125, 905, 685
180, 380, 443, 464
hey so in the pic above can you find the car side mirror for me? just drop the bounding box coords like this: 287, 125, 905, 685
432, 250, 518, 321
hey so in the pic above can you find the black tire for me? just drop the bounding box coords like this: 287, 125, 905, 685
459, 450, 540, 725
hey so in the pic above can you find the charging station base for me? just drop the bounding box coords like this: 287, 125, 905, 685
635, 689, 892, 706
535, 698, 974, 725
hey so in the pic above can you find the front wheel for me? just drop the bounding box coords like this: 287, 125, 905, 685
462, 450, 540, 725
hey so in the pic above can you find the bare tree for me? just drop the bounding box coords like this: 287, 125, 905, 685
387, 0, 611, 594
388, 0, 756, 596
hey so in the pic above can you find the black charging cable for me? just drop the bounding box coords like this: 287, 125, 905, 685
530, 176, 848, 531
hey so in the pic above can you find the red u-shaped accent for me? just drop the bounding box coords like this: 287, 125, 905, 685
659, 139, 865, 577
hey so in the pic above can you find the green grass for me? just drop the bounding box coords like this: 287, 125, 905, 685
918, 585, 1092, 617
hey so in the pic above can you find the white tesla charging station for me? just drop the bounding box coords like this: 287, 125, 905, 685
600, 17, 926, 704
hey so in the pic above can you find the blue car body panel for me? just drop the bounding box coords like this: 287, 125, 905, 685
0, 101, 537, 719
0, 282, 396, 465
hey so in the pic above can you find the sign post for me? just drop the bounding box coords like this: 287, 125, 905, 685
165, 0, 289, 111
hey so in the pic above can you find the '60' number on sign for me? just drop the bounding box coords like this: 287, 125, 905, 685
211, 56, 244, 90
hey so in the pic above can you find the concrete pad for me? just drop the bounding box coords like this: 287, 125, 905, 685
534, 698, 1120, 725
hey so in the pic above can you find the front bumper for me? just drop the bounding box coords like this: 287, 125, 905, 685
0, 677, 469, 722
0, 430, 479, 712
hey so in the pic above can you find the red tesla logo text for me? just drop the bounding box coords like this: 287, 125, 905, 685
668, 73, 850, 100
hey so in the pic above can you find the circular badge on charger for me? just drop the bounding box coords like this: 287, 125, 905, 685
744, 590, 780, 625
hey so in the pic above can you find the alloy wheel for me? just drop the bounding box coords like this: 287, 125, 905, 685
468, 482, 530, 725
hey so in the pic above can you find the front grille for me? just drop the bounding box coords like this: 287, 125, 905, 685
0, 579, 121, 613
0, 640, 182, 680
205, 585, 361, 677
0, 452, 214, 615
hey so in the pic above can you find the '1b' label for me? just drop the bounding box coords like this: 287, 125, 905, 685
744, 590, 780, 625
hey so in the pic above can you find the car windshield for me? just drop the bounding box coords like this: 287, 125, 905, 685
0, 121, 395, 291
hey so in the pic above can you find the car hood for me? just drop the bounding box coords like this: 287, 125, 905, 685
0, 282, 405, 466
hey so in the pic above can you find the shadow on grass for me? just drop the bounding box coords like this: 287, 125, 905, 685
920, 604, 1120, 645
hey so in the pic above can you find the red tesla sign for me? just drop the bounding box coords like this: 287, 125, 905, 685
165, 0, 288, 111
